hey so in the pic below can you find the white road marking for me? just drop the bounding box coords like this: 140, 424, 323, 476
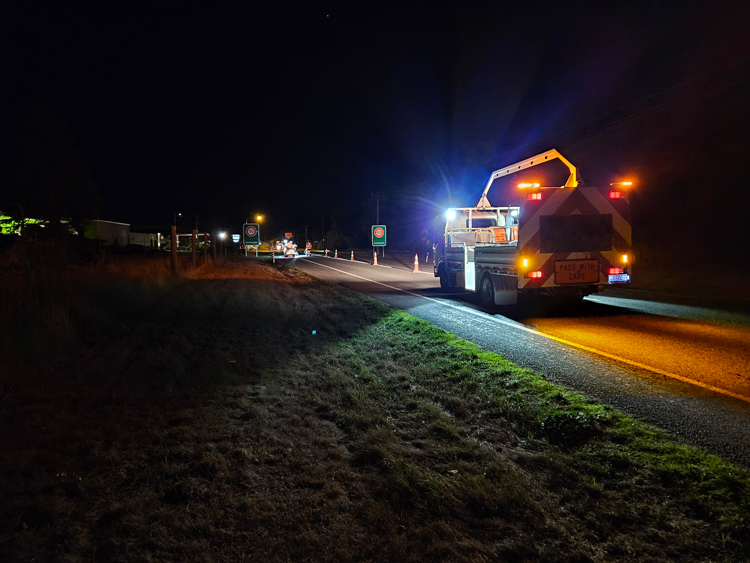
302, 259, 750, 404
320, 255, 432, 274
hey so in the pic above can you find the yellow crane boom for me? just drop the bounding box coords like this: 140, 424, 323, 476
476, 148, 579, 208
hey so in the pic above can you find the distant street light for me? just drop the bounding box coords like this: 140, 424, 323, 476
256, 215, 263, 222
173, 211, 182, 225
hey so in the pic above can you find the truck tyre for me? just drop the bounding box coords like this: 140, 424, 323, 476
479, 272, 495, 308
439, 265, 450, 290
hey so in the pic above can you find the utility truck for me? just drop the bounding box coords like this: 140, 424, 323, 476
433, 149, 632, 306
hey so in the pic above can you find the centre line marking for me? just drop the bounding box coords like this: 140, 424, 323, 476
301, 258, 750, 404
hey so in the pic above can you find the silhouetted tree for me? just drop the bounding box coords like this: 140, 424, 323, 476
6, 105, 100, 236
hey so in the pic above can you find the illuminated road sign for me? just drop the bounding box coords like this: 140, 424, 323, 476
243, 223, 260, 245
372, 225, 386, 246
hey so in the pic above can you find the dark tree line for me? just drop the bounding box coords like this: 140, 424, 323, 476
0, 105, 100, 236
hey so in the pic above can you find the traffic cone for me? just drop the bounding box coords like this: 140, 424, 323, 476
413, 253, 420, 273
350, 250, 354, 261
373, 250, 378, 266
325, 249, 328, 257
334, 249, 338, 259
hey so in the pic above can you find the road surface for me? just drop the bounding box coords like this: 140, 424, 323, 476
291, 252, 750, 468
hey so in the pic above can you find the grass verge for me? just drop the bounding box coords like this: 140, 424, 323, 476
0, 255, 748, 562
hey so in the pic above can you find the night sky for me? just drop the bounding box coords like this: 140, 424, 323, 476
2, 2, 750, 259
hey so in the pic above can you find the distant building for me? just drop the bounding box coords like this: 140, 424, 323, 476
85, 220, 130, 246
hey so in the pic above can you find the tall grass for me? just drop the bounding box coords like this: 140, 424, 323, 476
1, 252, 748, 562
0, 240, 211, 396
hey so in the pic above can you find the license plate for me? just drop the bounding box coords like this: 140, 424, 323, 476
554, 260, 599, 284
608, 273, 630, 283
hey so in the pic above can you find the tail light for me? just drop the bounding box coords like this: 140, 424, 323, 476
527, 193, 542, 201
608, 191, 623, 199
526, 270, 543, 279
608, 267, 624, 275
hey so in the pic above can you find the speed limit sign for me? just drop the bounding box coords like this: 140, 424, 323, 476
372, 225, 386, 246
243, 223, 260, 245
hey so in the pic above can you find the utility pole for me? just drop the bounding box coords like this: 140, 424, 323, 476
321, 214, 325, 250
303, 224, 308, 242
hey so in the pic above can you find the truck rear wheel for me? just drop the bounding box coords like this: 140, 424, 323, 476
439, 265, 450, 290
479, 273, 495, 308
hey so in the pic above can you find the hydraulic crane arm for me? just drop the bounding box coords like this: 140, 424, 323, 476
476, 148, 578, 208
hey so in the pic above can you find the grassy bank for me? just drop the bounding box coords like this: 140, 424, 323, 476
1, 254, 748, 562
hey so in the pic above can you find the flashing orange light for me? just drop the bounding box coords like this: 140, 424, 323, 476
622, 254, 628, 264
518, 183, 540, 188
528, 193, 542, 201
526, 270, 543, 279
522, 258, 529, 267
621, 181, 633, 186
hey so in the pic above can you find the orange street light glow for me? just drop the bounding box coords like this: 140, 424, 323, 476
518, 182, 540, 188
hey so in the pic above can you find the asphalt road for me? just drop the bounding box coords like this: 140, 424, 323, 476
292, 252, 750, 469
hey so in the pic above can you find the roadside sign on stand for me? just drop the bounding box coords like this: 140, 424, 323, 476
243, 223, 260, 245
372, 225, 386, 246
243, 223, 260, 257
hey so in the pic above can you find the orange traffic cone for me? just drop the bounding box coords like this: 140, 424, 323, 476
373, 250, 378, 266
413, 253, 420, 273
325, 249, 328, 257
351, 250, 355, 261
334, 249, 338, 259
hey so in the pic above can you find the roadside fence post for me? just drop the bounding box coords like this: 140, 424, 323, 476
192, 229, 197, 268
171, 225, 177, 274
212, 234, 216, 261
203, 232, 209, 264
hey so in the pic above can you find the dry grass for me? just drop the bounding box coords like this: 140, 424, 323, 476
0, 250, 749, 562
